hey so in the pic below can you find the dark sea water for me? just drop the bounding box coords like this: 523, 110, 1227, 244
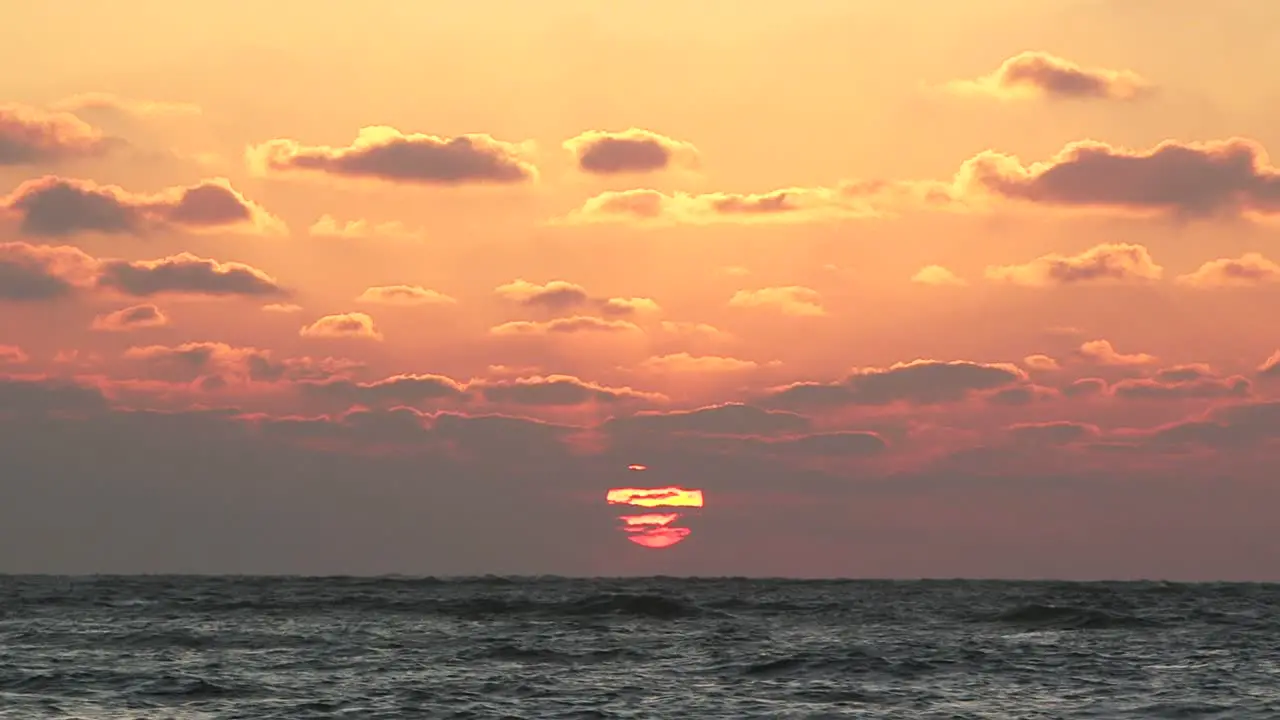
1, 577, 1278, 719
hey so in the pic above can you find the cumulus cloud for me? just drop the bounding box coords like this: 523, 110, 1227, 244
0, 103, 117, 165
91, 304, 169, 332
98, 253, 285, 298
494, 279, 659, 318
985, 243, 1163, 286
768, 360, 1026, 407
960, 138, 1280, 219
599, 297, 661, 317
911, 265, 966, 286
125, 342, 361, 385
1176, 253, 1280, 288
557, 185, 903, 226
300, 313, 382, 340
1110, 375, 1251, 401
298, 374, 468, 407
356, 285, 456, 306
562, 128, 698, 175
490, 316, 642, 335
0, 242, 99, 301
0, 176, 284, 237
1074, 340, 1157, 366
246, 126, 537, 185
308, 215, 422, 241
1259, 351, 1280, 378
946, 51, 1151, 101
728, 286, 825, 316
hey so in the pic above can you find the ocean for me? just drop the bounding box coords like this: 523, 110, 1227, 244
1, 576, 1277, 719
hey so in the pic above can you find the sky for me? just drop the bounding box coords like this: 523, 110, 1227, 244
3, 0, 1280, 579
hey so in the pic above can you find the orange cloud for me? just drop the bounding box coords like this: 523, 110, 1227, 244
262, 303, 303, 313
298, 374, 468, 406
124, 342, 361, 386
1110, 375, 1251, 401
606, 486, 704, 508
1176, 253, 1280, 287
495, 279, 590, 311
606, 403, 811, 437
246, 126, 538, 185
1075, 340, 1158, 366
1259, 352, 1280, 378
91, 304, 169, 332
0, 345, 28, 364
562, 128, 698, 175
559, 186, 887, 226
0, 103, 115, 165
1007, 421, 1101, 446
911, 265, 966, 286
985, 243, 1162, 286
0, 241, 99, 300
1, 176, 283, 237
728, 286, 824, 316
599, 297, 661, 316
299, 313, 383, 341
308, 215, 422, 241
490, 316, 642, 335
960, 138, 1280, 219
356, 285, 456, 306
946, 51, 1151, 100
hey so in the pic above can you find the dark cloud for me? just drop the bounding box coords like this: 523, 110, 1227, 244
1062, 378, 1106, 398
563, 128, 697, 175
964, 138, 1280, 218
1007, 421, 1100, 446
0, 375, 109, 416
91, 304, 169, 332
750, 431, 887, 457
299, 312, 382, 340
1, 176, 281, 237
0, 242, 97, 301
767, 360, 1025, 407
495, 279, 591, 312
247, 126, 537, 185
985, 243, 1162, 286
1110, 376, 1251, 401
97, 253, 285, 298
477, 375, 662, 406
951, 51, 1151, 100
0, 104, 114, 165
986, 384, 1058, 406
604, 403, 812, 437
298, 374, 469, 407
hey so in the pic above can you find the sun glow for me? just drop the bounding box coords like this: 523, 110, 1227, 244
607, 468, 704, 549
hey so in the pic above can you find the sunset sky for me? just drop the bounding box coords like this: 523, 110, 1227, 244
4, 0, 1280, 579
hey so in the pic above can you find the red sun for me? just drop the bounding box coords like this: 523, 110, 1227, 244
606, 465, 704, 549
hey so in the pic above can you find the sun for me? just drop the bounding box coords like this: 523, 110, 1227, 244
606, 464, 704, 549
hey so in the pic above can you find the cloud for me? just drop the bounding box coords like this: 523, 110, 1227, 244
246, 126, 537, 185
91, 304, 169, 332
298, 374, 468, 407
960, 138, 1280, 219
308, 215, 422, 241
124, 342, 360, 385
599, 297, 661, 317
1074, 340, 1158, 366
1259, 351, 1280, 378
1007, 421, 1100, 445
1176, 253, 1280, 288
98, 253, 285, 298
0, 242, 98, 301
50, 93, 201, 117
1110, 375, 1251, 401
767, 359, 1026, 407
946, 51, 1151, 101
728, 286, 825, 316
637, 354, 761, 373
477, 375, 664, 406
1023, 354, 1060, 371
299, 313, 382, 341
1, 176, 284, 237
490, 316, 642, 335
0, 104, 117, 165
562, 128, 698, 175
0, 345, 28, 364
1062, 377, 1107, 398
495, 279, 590, 311
557, 185, 906, 226
911, 265, 966, 286
356, 285, 456, 306
605, 403, 811, 437
262, 303, 303, 313
985, 243, 1163, 286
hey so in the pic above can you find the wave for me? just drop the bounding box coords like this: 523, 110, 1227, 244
988, 603, 1159, 630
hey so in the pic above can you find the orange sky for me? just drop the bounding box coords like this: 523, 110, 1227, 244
3, 0, 1280, 579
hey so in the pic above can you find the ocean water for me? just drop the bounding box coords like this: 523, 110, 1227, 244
1, 577, 1277, 719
